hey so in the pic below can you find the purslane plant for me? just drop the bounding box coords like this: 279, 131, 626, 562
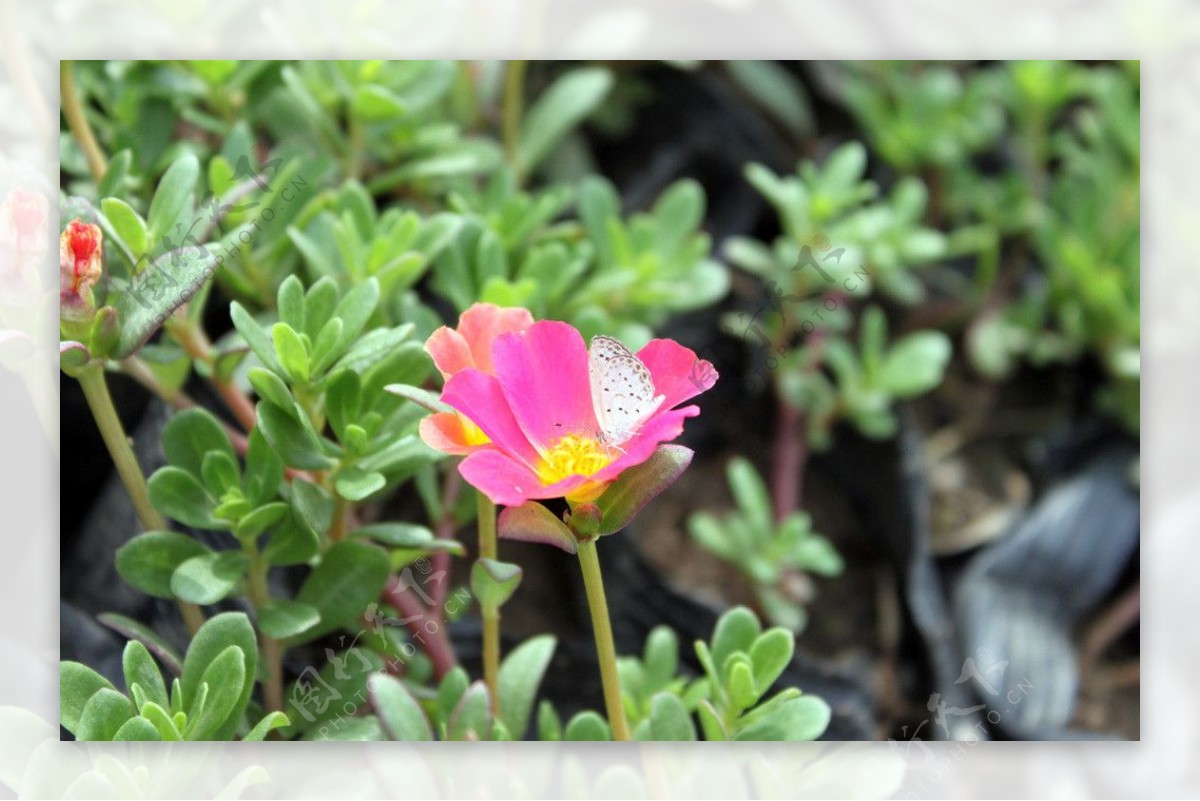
58, 59, 840, 743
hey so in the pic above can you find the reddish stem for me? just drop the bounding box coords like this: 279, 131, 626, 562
429, 469, 462, 621
771, 398, 806, 522
383, 576, 457, 679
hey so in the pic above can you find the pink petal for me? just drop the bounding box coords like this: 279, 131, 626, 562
636, 339, 719, 410
418, 412, 480, 456
458, 450, 591, 507
425, 326, 474, 380
591, 406, 699, 484
441, 369, 541, 467
492, 321, 598, 451
457, 304, 534, 373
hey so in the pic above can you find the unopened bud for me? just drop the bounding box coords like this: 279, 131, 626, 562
60, 219, 103, 321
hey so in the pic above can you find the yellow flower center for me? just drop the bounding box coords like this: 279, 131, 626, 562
537, 434, 614, 501
460, 414, 491, 447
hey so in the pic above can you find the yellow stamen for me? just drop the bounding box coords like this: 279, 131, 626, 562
537, 434, 614, 501
460, 414, 491, 447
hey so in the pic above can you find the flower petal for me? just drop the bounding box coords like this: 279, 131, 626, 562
418, 412, 480, 456
457, 304, 535, 373
590, 406, 698, 485
425, 326, 474, 380
636, 339, 719, 410
458, 450, 590, 507
441, 369, 541, 467
492, 320, 598, 451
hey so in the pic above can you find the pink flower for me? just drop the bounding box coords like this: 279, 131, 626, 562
60, 219, 103, 320
418, 303, 535, 455
423, 319, 717, 507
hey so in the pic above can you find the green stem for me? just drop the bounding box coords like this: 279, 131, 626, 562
60, 61, 107, 182
477, 492, 500, 711
76, 364, 204, 636
502, 60, 528, 178
245, 548, 284, 718
575, 537, 630, 741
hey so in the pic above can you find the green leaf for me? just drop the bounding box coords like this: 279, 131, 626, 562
98, 149, 133, 198
233, 502, 290, 542
734, 695, 830, 741
350, 523, 455, 555
518, 67, 614, 175
292, 540, 391, 644
711, 606, 762, 680
264, 514, 320, 566
258, 599, 321, 639
75, 689, 136, 741
114, 247, 218, 358
331, 277, 380, 352
230, 302, 284, 375
273, 323, 310, 384
184, 645, 248, 740
594, 445, 694, 536
537, 701, 562, 741
727, 457, 772, 532
113, 716, 162, 741
352, 84, 407, 121
138, 701, 182, 740
243, 711, 291, 741
370, 675, 433, 741
146, 153, 199, 244
497, 501, 577, 553
247, 366, 295, 412
724, 60, 814, 139
564, 710, 611, 741
276, 274, 306, 332
101, 197, 148, 258
170, 551, 250, 605
115, 531, 212, 598
290, 477, 333, 537
334, 465, 386, 502
880, 331, 952, 398
304, 715, 385, 741
728, 658, 758, 711
447, 681, 493, 741
749, 629, 794, 695
181, 612, 258, 740
244, 427, 285, 507
60, 661, 117, 735
436, 667, 470, 727
497, 635, 556, 740
470, 558, 523, 612
201, 450, 240, 497
123, 640, 169, 712
257, 402, 334, 470
696, 700, 727, 741
648, 692, 697, 741
98, 612, 184, 675
383, 383, 452, 414
147, 466, 221, 529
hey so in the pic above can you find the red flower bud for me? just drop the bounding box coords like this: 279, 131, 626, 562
60, 219, 103, 320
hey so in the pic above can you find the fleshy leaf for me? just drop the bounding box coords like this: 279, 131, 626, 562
497, 502, 577, 553
593, 445, 694, 536
469, 558, 523, 611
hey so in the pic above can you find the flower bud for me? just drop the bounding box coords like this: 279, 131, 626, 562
567, 503, 603, 541
60, 219, 103, 321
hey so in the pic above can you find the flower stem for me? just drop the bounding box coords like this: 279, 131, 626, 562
575, 537, 630, 741
167, 316, 258, 431
245, 548, 284, 718
502, 60, 528, 178
75, 363, 204, 636
60, 60, 107, 182
477, 491, 501, 712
